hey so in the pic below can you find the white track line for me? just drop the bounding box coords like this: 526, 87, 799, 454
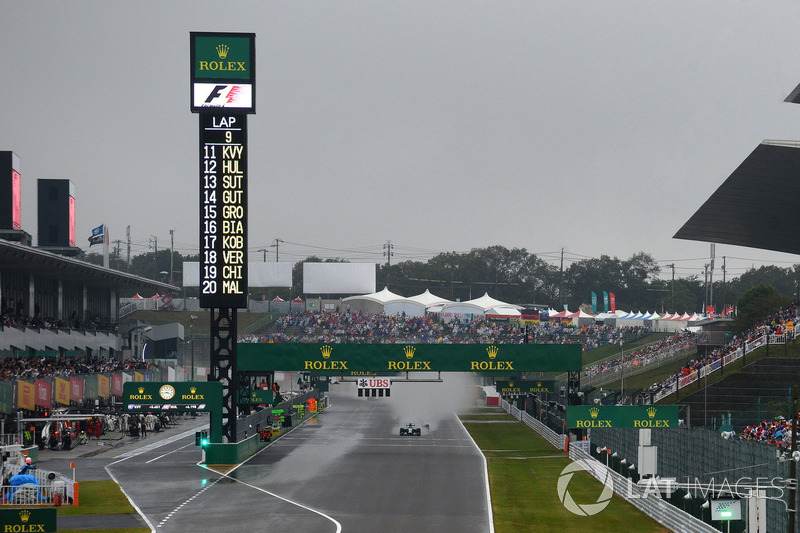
456, 413, 495, 533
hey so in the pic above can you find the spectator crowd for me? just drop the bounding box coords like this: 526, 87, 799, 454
0, 355, 151, 382
239, 310, 652, 348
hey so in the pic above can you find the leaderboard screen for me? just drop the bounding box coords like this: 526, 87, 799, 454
199, 113, 248, 308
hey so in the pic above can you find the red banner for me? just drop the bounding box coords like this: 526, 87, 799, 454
54, 377, 70, 405
70, 377, 84, 403
98, 375, 110, 398
17, 381, 35, 411
35, 379, 51, 408
112, 374, 123, 397
609, 292, 616, 312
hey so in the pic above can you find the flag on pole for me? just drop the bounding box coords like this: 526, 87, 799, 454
603, 291, 609, 312
609, 292, 616, 312
591, 292, 597, 313
88, 224, 105, 246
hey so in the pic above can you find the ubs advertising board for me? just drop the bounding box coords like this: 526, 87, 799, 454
191, 32, 255, 309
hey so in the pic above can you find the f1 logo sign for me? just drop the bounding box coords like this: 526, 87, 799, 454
193, 83, 253, 109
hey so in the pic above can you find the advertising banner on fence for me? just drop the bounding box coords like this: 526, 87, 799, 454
112, 374, 123, 396
98, 375, 110, 398
55, 377, 70, 405
35, 379, 51, 408
17, 381, 35, 410
566, 405, 680, 429
134, 371, 144, 382
0, 382, 12, 414
70, 377, 84, 403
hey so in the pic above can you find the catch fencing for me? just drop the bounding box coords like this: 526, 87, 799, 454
499, 399, 724, 533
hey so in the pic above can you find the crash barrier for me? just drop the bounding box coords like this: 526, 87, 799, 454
206, 391, 325, 465
233, 390, 320, 442
500, 399, 566, 451
567, 443, 718, 533
2, 461, 76, 506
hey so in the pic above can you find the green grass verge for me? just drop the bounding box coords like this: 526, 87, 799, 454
462, 414, 669, 532
57, 481, 137, 516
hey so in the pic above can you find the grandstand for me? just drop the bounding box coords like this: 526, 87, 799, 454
0, 238, 176, 355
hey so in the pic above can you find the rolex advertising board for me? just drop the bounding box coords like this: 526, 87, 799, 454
0, 508, 57, 532
566, 405, 680, 429
495, 380, 555, 395
237, 343, 581, 373
123, 382, 223, 443
123, 381, 221, 411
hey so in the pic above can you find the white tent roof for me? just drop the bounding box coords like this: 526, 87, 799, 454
614, 310, 629, 318
406, 289, 452, 308
342, 286, 406, 304
442, 292, 522, 312
574, 310, 595, 319
594, 312, 617, 320
487, 307, 522, 317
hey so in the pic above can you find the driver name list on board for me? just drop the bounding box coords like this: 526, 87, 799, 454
199, 113, 248, 308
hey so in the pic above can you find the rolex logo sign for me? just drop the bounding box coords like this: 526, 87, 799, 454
386, 345, 432, 371
470, 345, 513, 371
216, 44, 229, 59
404, 345, 416, 359
138, 387, 145, 394
190, 387, 197, 394
305, 345, 347, 371
567, 405, 679, 429
0, 507, 58, 532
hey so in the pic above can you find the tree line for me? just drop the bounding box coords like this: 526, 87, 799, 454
88, 245, 800, 317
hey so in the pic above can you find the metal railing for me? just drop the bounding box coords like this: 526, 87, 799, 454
651, 328, 798, 403
1, 462, 76, 506
568, 444, 719, 533
500, 399, 566, 451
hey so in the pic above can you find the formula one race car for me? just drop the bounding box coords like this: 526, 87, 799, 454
399, 423, 421, 436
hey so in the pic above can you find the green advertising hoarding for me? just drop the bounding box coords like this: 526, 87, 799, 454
237, 343, 581, 373
122, 381, 223, 443
495, 380, 555, 395
566, 405, 680, 429
0, 508, 57, 532
240, 389, 274, 405
192, 34, 254, 80
0, 382, 12, 414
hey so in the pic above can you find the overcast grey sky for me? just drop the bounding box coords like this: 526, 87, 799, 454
4, 1, 800, 281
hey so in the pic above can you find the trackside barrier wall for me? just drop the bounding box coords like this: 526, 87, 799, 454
204, 433, 265, 465
500, 399, 566, 451
568, 444, 719, 533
